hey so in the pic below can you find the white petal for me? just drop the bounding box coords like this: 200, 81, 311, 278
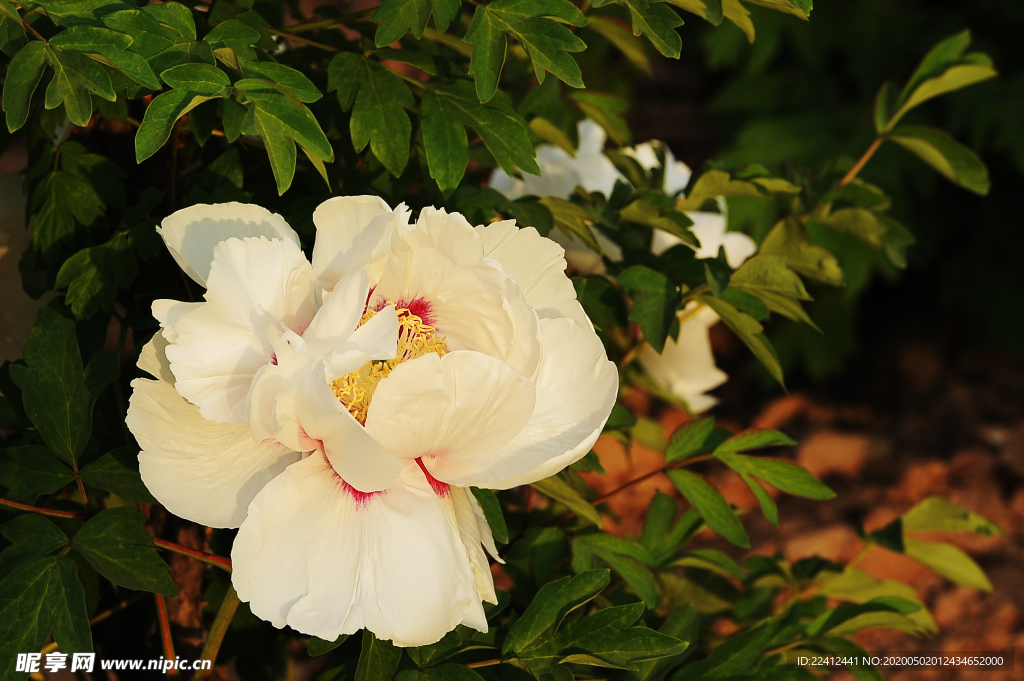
487, 120, 621, 201
487, 168, 525, 200
688, 211, 729, 260
165, 237, 316, 423
449, 487, 498, 630
423, 318, 618, 489
475, 221, 590, 326
662, 148, 693, 196
137, 333, 174, 384
128, 377, 300, 528
294, 366, 403, 493
721, 232, 757, 269
302, 268, 371, 346
364, 351, 536, 462
638, 303, 726, 413
157, 203, 300, 287
231, 456, 486, 647
311, 196, 408, 291
371, 212, 542, 378
650, 212, 753, 267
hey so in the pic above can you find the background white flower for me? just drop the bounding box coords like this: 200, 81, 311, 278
488, 120, 757, 413
127, 197, 618, 647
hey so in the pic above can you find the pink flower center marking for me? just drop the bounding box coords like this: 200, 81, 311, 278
416, 457, 450, 498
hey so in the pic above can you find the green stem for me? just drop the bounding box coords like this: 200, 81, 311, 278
0, 497, 87, 519
153, 538, 232, 572
590, 455, 713, 505
155, 593, 180, 679
267, 28, 338, 52
465, 659, 502, 669
193, 584, 241, 680
838, 137, 884, 187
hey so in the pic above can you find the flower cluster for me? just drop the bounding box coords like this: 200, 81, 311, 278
127, 197, 618, 646
491, 119, 756, 412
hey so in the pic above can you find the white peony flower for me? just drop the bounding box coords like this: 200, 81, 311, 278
126, 197, 618, 647
488, 120, 757, 413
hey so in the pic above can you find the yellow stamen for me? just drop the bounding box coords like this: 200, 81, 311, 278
331, 303, 448, 424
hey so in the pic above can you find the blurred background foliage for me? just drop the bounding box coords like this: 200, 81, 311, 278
629, 0, 1024, 381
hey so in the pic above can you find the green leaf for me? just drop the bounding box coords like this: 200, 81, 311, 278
715, 452, 834, 501
805, 598, 920, 637
665, 417, 716, 463
355, 630, 402, 681
759, 218, 844, 287
136, 89, 215, 162
55, 233, 138, 319
421, 89, 469, 194
677, 169, 762, 208
44, 45, 116, 126
0, 0, 20, 24
820, 208, 887, 249
3, 41, 47, 132
671, 548, 745, 580
327, 53, 412, 177
503, 569, 610, 655
633, 605, 698, 681
240, 60, 321, 102
159, 62, 231, 96
887, 125, 990, 195
0, 446, 75, 502
532, 474, 603, 526
241, 81, 335, 194
739, 472, 778, 525
585, 15, 651, 75
594, 0, 682, 59
673, 620, 771, 680
373, 0, 460, 46
470, 487, 509, 544
79, 447, 157, 503
540, 197, 601, 251
698, 294, 784, 388
714, 429, 796, 453
742, 0, 810, 19
308, 634, 348, 656
9, 309, 92, 465
405, 630, 461, 668
204, 19, 260, 64
873, 81, 897, 134
570, 91, 631, 145
591, 550, 658, 607
730, 255, 811, 300
0, 556, 93, 668
903, 537, 991, 591
72, 507, 178, 596
433, 82, 539, 177
465, 0, 586, 103
667, 469, 749, 548
0, 514, 69, 573
525, 603, 688, 670
888, 31, 996, 130
902, 497, 1004, 536
24, 0, 130, 26
618, 265, 682, 353
818, 638, 885, 681
102, 6, 207, 75
29, 171, 103, 253
49, 24, 160, 90
621, 199, 696, 246
250, 103, 297, 194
